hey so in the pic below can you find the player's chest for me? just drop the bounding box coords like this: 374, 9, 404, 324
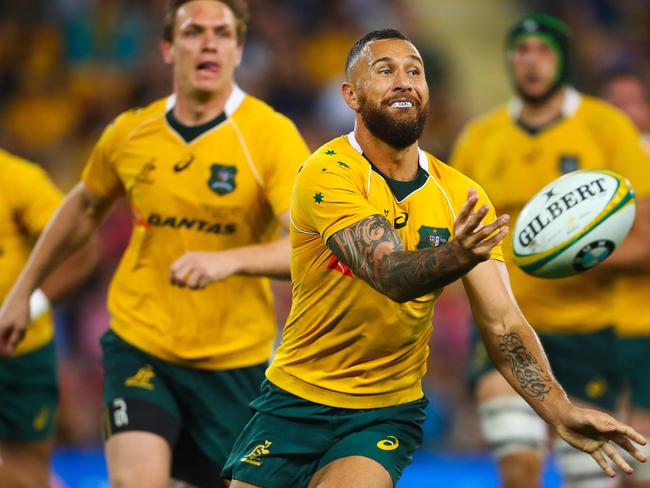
474, 123, 607, 210
116, 128, 261, 213
368, 178, 455, 251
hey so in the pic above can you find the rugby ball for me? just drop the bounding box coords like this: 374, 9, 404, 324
512, 169, 636, 279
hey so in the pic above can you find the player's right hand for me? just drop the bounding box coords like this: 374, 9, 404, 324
0, 291, 30, 357
451, 188, 509, 263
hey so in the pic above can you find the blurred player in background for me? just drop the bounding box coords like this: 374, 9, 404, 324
451, 13, 650, 488
0, 149, 98, 488
600, 68, 650, 488
223, 29, 646, 488
0, 0, 309, 487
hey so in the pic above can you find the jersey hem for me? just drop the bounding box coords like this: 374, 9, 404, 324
266, 367, 424, 409
14, 313, 54, 356
110, 322, 272, 370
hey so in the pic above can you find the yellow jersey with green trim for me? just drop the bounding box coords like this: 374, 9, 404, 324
450, 89, 650, 334
81, 86, 309, 369
614, 136, 650, 336
266, 132, 503, 409
0, 149, 63, 355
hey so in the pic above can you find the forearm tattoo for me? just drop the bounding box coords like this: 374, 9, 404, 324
327, 214, 475, 301
498, 333, 552, 401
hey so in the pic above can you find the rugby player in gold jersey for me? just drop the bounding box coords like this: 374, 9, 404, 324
223, 29, 646, 488
0, 1, 309, 487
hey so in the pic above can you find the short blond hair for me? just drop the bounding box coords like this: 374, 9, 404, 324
162, 0, 249, 45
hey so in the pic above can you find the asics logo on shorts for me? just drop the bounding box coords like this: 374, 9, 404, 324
376, 436, 399, 451
125, 364, 155, 390
32, 407, 50, 431
241, 440, 272, 466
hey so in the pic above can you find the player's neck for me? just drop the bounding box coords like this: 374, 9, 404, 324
354, 123, 420, 181
173, 83, 233, 126
518, 88, 567, 129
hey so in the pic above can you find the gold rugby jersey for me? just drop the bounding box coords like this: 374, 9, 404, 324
81, 86, 309, 369
614, 135, 650, 336
266, 132, 503, 408
451, 88, 650, 334
0, 149, 63, 355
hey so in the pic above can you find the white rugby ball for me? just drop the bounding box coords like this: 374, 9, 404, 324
512, 169, 636, 279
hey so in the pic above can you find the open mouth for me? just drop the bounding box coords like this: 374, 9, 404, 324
389, 100, 414, 109
197, 61, 220, 74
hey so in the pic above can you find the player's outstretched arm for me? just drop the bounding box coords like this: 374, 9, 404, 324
169, 210, 292, 289
326, 189, 509, 302
464, 260, 647, 477
0, 182, 113, 356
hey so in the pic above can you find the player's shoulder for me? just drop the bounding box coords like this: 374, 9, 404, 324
233, 92, 298, 130
426, 152, 490, 199
107, 96, 168, 136
0, 148, 47, 180
464, 104, 511, 132
577, 93, 633, 126
300, 135, 369, 176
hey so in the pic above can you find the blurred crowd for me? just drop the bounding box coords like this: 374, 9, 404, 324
1, 0, 648, 451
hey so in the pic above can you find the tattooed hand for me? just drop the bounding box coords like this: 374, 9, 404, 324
327, 189, 509, 302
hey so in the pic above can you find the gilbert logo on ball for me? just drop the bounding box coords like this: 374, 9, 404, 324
512, 169, 636, 279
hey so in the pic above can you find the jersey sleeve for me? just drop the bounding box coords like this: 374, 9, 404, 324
3, 155, 63, 236
292, 158, 380, 243
260, 115, 311, 217
80, 117, 125, 199
604, 112, 650, 199
477, 186, 505, 263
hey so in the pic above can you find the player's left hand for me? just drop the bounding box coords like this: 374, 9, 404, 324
169, 251, 240, 289
554, 406, 647, 477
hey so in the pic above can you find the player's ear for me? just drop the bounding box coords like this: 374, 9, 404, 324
342, 82, 361, 111
161, 40, 174, 65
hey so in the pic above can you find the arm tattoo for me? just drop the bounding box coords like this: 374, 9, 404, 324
327, 214, 475, 302
498, 333, 552, 401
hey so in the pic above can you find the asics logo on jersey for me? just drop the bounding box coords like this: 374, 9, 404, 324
173, 154, 194, 173
208, 164, 237, 195
393, 212, 409, 229
241, 440, 272, 466
146, 213, 236, 235
125, 364, 155, 390
376, 436, 399, 451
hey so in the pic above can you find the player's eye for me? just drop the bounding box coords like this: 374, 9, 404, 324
378, 68, 391, 75
216, 27, 234, 38
183, 26, 201, 37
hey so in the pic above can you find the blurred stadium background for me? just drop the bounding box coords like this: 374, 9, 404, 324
1, 0, 648, 486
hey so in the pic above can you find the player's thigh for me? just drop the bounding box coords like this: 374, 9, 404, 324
0, 341, 57, 488
177, 362, 266, 470
308, 455, 392, 488
314, 398, 428, 487
105, 431, 171, 488
0, 340, 58, 442
0, 438, 53, 488
101, 330, 182, 486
